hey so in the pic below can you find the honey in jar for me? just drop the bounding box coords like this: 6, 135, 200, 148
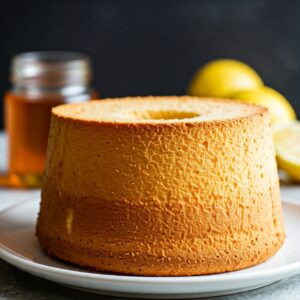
3, 51, 97, 188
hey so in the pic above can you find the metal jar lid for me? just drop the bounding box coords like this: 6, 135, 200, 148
11, 51, 92, 88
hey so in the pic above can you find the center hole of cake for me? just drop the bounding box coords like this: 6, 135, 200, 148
130, 110, 200, 120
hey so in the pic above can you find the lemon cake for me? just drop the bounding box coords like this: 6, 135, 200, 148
36, 96, 285, 276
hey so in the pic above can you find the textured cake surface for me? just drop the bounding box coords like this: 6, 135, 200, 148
36, 96, 285, 276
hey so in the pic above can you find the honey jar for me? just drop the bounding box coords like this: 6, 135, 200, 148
3, 51, 97, 187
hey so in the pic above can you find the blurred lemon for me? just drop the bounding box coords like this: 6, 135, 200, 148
188, 59, 263, 98
273, 122, 300, 181
232, 87, 296, 125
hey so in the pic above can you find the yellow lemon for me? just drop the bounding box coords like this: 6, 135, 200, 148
273, 122, 300, 181
232, 87, 296, 125
188, 59, 263, 98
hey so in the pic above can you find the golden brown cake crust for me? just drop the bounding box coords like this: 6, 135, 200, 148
36, 96, 285, 276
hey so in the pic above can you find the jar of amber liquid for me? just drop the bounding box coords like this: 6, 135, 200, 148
4, 52, 96, 188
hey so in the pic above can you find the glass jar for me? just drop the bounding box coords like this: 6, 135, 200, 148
3, 51, 97, 188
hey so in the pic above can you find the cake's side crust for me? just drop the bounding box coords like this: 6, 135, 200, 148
37, 98, 285, 276
36, 189, 285, 276
37, 230, 284, 276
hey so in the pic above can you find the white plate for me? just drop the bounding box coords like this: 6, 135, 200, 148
0, 198, 300, 299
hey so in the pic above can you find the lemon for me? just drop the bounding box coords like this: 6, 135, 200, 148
232, 87, 296, 125
188, 59, 263, 98
273, 122, 300, 181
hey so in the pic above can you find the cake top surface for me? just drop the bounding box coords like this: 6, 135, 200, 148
52, 96, 267, 124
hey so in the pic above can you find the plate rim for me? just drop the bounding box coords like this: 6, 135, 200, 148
0, 196, 300, 284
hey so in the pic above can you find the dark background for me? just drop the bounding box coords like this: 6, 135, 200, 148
1, 0, 300, 129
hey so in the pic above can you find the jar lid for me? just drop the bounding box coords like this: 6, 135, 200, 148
11, 51, 92, 88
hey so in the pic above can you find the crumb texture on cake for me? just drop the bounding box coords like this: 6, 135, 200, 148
37, 96, 285, 276
52, 96, 265, 123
